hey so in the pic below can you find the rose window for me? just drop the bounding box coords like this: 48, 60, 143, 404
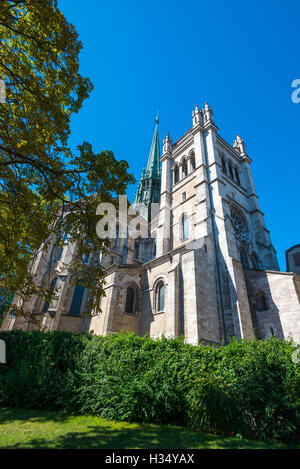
230, 207, 249, 242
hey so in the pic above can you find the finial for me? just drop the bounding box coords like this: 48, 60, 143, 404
233, 134, 247, 156
155, 111, 159, 125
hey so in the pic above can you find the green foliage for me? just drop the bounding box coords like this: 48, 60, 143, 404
0, 329, 90, 409
0, 330, 299, 442
185, 372, 243, 435
0, 1, 135, 318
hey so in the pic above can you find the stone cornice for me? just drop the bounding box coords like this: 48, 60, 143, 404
217, 134, 252, 164
160, 151, 172, 163
203, 121, 219, 133
105, 263, 145, 275
171, 129, 194, 157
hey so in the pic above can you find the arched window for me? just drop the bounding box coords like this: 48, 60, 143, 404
42, 277, 57, 312
240, 247, 249, 269
174, 165, 179, 184
121, 244, 128, 264
181, 214, 189, 241
157, 282, 165, 312
251, 252, 260, 270
190, 152, 196, 170
228, 163, 234, 179
221, 157, 227, 174
152, 237, 157, 258
234, 168, 240, 185
256, 291, 268, 311
134, 238, 141, 260
69, 283, 85, 316
182, 159, 188, 178
125, 286, 138, 315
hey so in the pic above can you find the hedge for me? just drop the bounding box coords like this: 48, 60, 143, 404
0, 330, 299, 442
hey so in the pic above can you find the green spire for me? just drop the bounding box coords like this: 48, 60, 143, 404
133, 117, 161, 212
133, 166, 145, 203
145, 115, 161, 178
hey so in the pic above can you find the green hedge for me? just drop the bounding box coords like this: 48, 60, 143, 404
0, 330, 299, 442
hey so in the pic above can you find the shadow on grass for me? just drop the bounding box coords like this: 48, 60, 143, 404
0, 407, 75, 424
0, 408, 293, 449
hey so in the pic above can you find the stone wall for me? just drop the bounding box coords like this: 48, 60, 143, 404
245, 270, 300, 341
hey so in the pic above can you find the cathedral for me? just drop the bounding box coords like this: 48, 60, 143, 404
2, 103, 300, 344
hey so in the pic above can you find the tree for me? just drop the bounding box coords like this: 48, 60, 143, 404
0, 0, 135, 323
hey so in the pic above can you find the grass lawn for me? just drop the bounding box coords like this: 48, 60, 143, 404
0, 407, 298, 449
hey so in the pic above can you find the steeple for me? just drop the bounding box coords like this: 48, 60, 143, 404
145, 115, 161, 179
133, 117, 161, 215
133, 166, 145, 204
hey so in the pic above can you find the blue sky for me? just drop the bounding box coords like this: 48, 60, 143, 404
58, 0, 300, 270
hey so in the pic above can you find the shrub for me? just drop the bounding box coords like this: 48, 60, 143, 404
0, 330, 299, 442
185, 372, 243, 435
0, 329, 90, 410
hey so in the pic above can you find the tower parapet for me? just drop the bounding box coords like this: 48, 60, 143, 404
192, 104, 202, 126
202, 102, 214, 125
163, 132, 172, 154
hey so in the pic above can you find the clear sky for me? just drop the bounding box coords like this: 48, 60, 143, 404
58, 0, 300, 270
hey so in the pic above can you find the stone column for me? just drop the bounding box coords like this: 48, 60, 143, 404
166, 260, 180, 338
157, 135, 172, 257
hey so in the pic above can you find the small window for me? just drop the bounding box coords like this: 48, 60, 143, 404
182, 214, 189, 241
235, 168, 240, 185
251, 253, 260, 270
228, 164, 234, 179
174, 166, 179, 184
190, 153, 196, 170
125, 287, 138, 315
256, 291, 268, 312
134, 238, 141, 260
182, 192, 186, 202
152, 237, 157, 258
121, 245, 128, 264
157, 282, 165, 312
221, 157, 227, 174
182, 159, 188, 178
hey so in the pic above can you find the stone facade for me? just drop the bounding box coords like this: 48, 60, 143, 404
2, 103, 300, 344
286, 244, 300, 276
